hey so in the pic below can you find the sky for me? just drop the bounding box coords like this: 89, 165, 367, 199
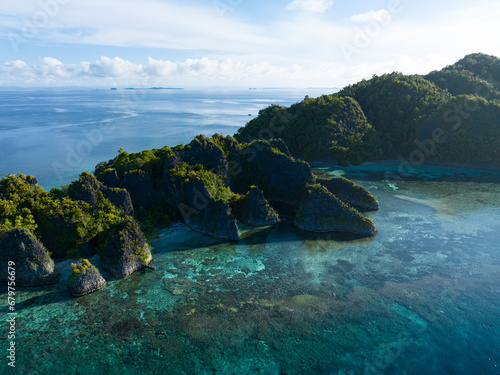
0, 0, 499, 88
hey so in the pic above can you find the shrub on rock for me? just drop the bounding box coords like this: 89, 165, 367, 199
231, 187, 280, 226
100, 218, 153, 277
68, 258, 106, 297
294, 184, 376, 236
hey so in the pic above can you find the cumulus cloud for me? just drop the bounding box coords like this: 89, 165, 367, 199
1, 0, 499, 89
0, 54, 456, 89
39, 57, 80, 79
349, 9, 391, 23
286, 0, 334, 14
4, 60, 29, 70
146, 57, 279, 79
0, 56, 309, 87
85, 57, 144, 78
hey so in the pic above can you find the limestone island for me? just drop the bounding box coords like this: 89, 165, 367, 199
0, 134, 378, 295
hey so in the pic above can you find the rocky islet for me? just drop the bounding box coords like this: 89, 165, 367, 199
0, 134, 378, 296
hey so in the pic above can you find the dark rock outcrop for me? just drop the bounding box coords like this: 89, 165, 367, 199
124, 170, 157, 210
318, 177, 379, 211
101, 187, 134, 215
238, 140, 316, 205
90, 134, 379, 242
66, 171, 101, 206
232, 187, 280, 226
163, 154, 181, 176
269, 139, 292, 157
0, 228, 60, 286
25, 175, 38, 187
100, 218, 153, 277
68, 171, 134, 215
97, 168, 123, 188
68, 259, 106, 297
294, 184, 376, 236
180, 135, 230, 184
175, 177, 239, 241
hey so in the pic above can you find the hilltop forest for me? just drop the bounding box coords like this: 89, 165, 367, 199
236, 53, 500, 167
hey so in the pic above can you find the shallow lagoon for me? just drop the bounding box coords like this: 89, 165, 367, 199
4, 163, 500, 375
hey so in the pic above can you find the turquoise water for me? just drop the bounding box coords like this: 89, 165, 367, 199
3, 164, 499, 374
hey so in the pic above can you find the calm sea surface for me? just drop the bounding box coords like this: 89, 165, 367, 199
0, 90, 499, 375
0, 88, 330, 189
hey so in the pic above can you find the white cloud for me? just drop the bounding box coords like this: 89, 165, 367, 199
286, 0, 334, 14
4, 60, 28, 70
41, 57, 63, 67
0, 1, 499, 88
146, 58, 177, 77
146, 57, 282, 79
39, 57, 77, 79
85, 57, 144, 78
0, 56, 308, 87
0, 54, 460, 89
349, 9, 391, 23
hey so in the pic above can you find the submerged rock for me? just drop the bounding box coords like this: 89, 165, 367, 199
294, 184, 376, 236
318, 177, 379, 210
0, 228, 60, 286
100, 218, 153, 277
68, 259, 106, 297
232, 187, 280, 226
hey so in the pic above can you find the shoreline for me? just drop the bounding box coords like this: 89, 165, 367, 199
309, 159, 500, 172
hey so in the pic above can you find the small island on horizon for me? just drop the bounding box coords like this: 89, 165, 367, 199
1, 52, 499, 299
110, 87, 184, 91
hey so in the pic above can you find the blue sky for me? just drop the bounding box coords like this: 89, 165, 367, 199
0, 0, 499, 88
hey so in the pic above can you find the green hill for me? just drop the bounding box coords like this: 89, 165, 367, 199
236, 53, 500, 168
444, 53, 500, 90
425, 53, 500, 101
235, 95, 375, 164
337, 73, 451, 158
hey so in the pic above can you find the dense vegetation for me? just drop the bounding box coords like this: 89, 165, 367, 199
236, 53, 500, 167
236, 96, 375, 164
1, 132, 379, 273
337, 74, 452, 158
0, 173, 130, 259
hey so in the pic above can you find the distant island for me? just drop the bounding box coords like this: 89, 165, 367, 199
4, 52, 499, 297
237, 53, 500, 169
110, 87, 184, 90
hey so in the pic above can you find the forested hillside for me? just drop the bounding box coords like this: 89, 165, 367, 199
236, 53, 500, 167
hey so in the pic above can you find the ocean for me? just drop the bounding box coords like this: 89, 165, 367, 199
1, 90, 500, 375
0, 88, 330, 189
